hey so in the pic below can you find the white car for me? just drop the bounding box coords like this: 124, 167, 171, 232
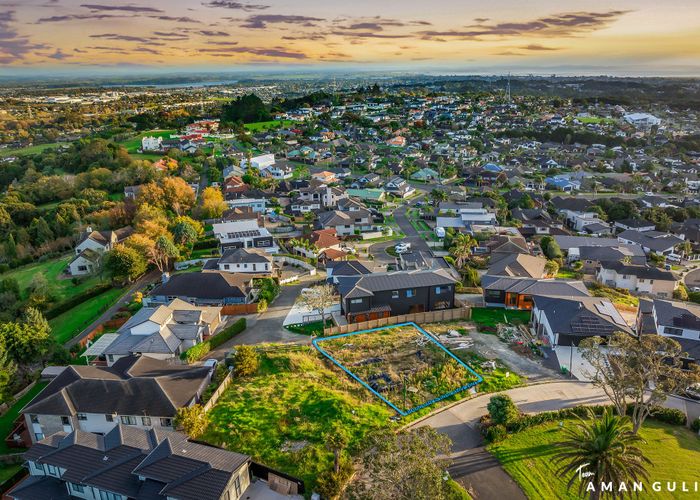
394, 243, 411, 254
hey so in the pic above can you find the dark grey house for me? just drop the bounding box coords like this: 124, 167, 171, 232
337, 269, 457, 322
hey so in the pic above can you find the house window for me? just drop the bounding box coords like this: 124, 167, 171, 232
60, 416, 70, 426
435, 286, 443, 295
141, 416, 151, 426
71, 484, 85, 493
105, 414, 114, 422
350, 298, 363, 305
78, 265, 88, 271
30, 414, 38, 424
46, 464, 58, 476
99, 491, 121, 500
120, 416, 137, 425
664, 326, 683, 336
76, 413, 87, 421
234, 475, 242, 498
406, 289, 416, 298
391, 290, 399, 299
224, 264, 230, 270
160, 418, 173, 427
34, 433, 44, 441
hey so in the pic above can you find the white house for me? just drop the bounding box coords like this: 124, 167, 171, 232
225, 197, 266, 213
624, 113, 661, 129
241, 153, 276, 170
141, 136, 163, 151
67, 249, 101, 276
212, 219, 278, 253
217, 248, 272, 274
596, 262, 677, 298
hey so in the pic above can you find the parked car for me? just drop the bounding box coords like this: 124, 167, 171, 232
395, 243, 411, 254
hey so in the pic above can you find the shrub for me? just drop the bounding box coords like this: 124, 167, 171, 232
691, 418, 700, 433
257, 298, 268, 313
174, 404, 209, 439
487, 394, 520, 426
181, 318, 247, 363
232, 345, 260, 377
643, 406, 686, 426
193, 237, 218, 250
484, 424, 507, 443
314, 459, 353, 499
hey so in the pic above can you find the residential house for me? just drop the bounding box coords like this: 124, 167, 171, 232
225, 197, 266, 213
345, 188, 386, 203
141, 136, 163, 151
67, 249, 102, 277
146, 272, 255, 307
123, 185, 142, 200
487, 253, 547, 279
293, 229, 344, 261
614, 219, 656, 233
20, 356, 211, 443
212, 219, 278, 253
240, 153, 275, 170
311, 171, 337, 184
410, 167, 440, 181
317, 209, 373, 236
636, 298, 700, 363
75, 226, 133, 256
617, 229, 683, 256
326, 261, 372, 284
384, 176, 416, 198
98, 298, 221, 365
216, 248, 272, 274
9, 425, 257, 500
482, 277, 589, 310
568, 244, 646, 274
596, 262, 678, 298
337, 269, 457, 322
435, 202, 497, 230
532, 295, 633, 349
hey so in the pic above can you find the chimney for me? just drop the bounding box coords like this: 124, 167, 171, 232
86, 226, 93, 233
162, 272, 170, 284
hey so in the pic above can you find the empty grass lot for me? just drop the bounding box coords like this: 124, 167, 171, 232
2, 255, 105, 302
243, 120, 294, 132
0, 142, 61, 158
0, 382, 47, 454
201, 347, 393, 493
49, 287, 126, 344
488, 419, 700, 500
470, 307, 532, 328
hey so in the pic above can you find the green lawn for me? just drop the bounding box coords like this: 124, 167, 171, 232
2, 255, 105, 302
117, 129, 176, 153
0, 142, 61, 158
0, 464, 23, 484
556, 268, 579, 279
201, 347, 393, 493
49, 287, 126, 344
0, 382, 47, 454
489, 419, 700, 500
243, 120, 294, 132
470, 307, 531, 328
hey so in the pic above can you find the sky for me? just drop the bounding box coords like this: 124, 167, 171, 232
1, 0, 700, 76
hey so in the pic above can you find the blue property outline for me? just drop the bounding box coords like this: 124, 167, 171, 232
312, 322, 483, 416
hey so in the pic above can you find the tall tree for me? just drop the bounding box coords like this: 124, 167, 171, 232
579, 332, 699, 433
347, 427, 453, 500
197, 187, 227, 219
449, 233, 476, 270
104, 245, 148, 283
554, 409, 651, 500
151, 235, 179, 272
295, 284, 337, 332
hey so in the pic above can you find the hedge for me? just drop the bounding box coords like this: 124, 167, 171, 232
181, 317, 247, 363
44, 283, 114, 320
193, 237, 219, 250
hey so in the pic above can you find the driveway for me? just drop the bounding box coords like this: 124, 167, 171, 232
410, 381, 610, 500
207, 276, 319, 359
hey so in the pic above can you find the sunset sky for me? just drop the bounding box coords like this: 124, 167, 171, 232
1, 0, 700, 75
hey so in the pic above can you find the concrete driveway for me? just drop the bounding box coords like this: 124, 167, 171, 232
410, 381, 610, 499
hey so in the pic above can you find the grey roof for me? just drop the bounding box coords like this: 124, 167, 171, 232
488, 253, 546, 279
550, 196, 593, 212
338, 269, 456, 299
484, 277, 590, 297
533, 295, 632, 342
22, 356, 210, 417
615, 218, 654, 228
326, 260, 371, 276
577, 245, 646, 264
218, 247, 271, 264
652, 299, 700, 331
318, 208, 371, 227
150, 271, 251, 300
600, 261, 677, 281
15, 425, 249, 500
617, 229, 683, 252
554, 235, 620, 250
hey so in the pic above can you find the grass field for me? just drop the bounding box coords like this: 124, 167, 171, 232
489, 419, 700, 500
316, 324, 481, 414
470, 307, 532, 328
201, 347, 393, 493
0, 382, 47, 454
556, 268, 579, 279
2, 255, 105, 302
49, 287, 126, 344
243, 120, 294, 132
118, 129, 176, 153
0, 142, 61, 158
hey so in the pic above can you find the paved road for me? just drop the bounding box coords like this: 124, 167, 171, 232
65, 270, 160, 348
410, 381, 610, 500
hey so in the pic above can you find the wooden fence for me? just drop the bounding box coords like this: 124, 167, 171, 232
221, 303, 258, 316
202, 371, 234, 412
323, 307, 471, 335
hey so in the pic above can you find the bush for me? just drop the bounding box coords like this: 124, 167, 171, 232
484, 424, 507, 443
314, 459, 353, 499
644, 406, 686, 426
181, 318, 247, 363
257, 298, 268, 313
487, 395, 520, 426
232, 345, 259, 377
193, 237, 218, 250
691, 418, 700, 433
174, 404, 209, 439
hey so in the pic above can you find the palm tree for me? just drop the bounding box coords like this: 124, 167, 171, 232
554, 409, 651, 500
449, 233, 476, 270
